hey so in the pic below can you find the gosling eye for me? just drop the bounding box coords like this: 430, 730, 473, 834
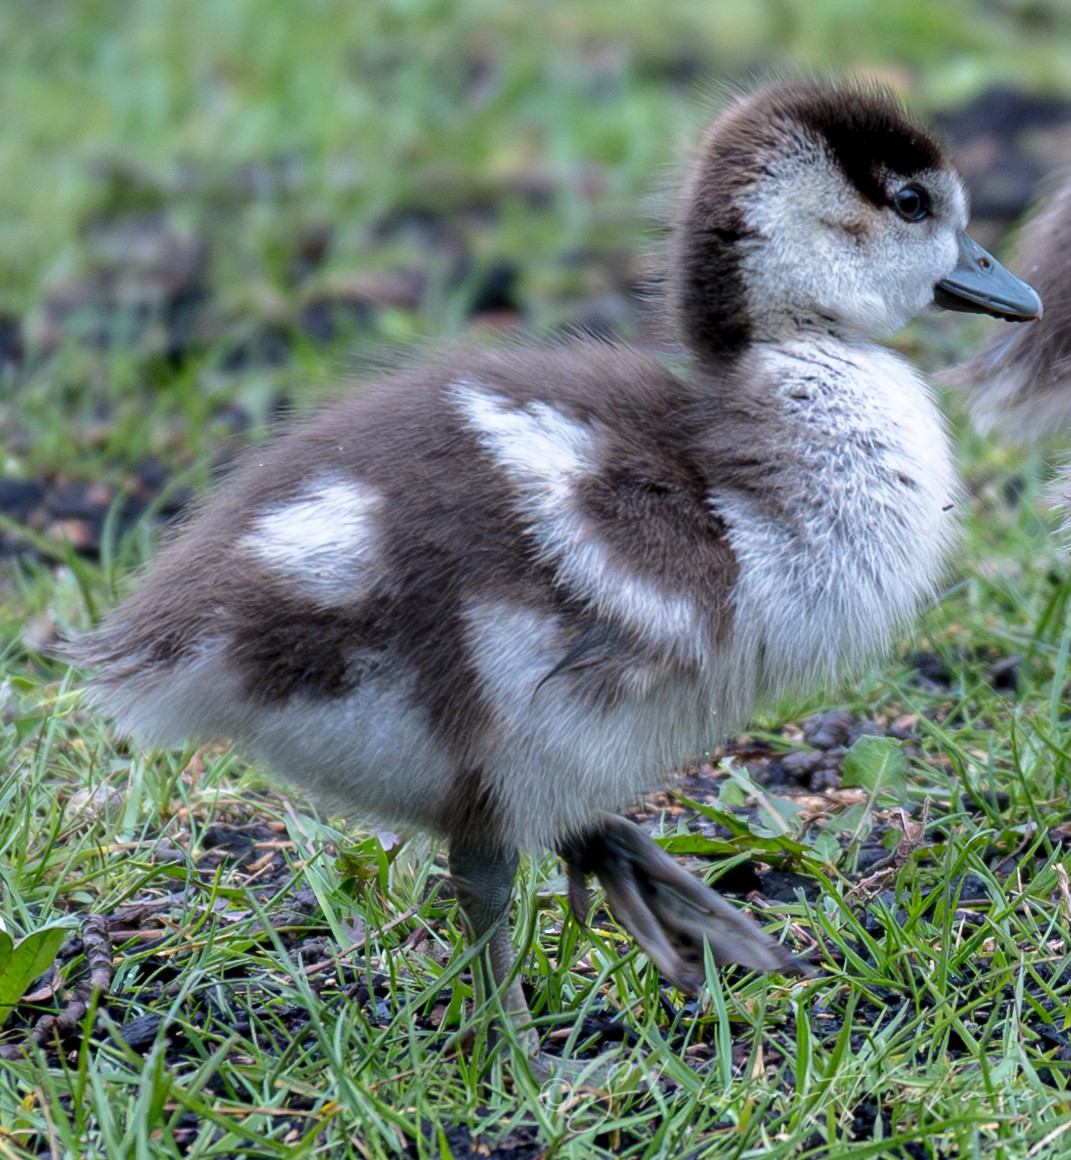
892, 184, 931, 223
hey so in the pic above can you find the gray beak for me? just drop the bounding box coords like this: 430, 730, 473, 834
934, 231, 1042, 322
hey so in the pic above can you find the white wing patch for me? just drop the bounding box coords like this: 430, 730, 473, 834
450, 377, 592, 498
450, 379, 706, 664
244, 476, 383, 605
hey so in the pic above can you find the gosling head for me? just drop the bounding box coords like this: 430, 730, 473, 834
670, 80, 1042, 359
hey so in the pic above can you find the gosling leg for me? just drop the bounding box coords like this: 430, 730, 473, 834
448, 839, 542, 1063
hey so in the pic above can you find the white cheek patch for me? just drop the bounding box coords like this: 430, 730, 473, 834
450, 379, 705, 663
943, 179, 969, 233
741, 148, 972, 337
244, 476, 384, 605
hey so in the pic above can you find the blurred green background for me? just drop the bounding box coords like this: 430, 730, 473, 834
4, 0, 1071, 508
6, 0, 1071, 306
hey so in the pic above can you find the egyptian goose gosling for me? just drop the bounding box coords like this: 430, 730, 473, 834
954, 171, 1063, 439
71, 79, 1041, 1076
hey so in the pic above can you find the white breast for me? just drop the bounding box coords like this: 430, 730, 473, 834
712, 338, 957, 703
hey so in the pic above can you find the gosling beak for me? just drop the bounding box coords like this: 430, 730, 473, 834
934, 231, 1043, 323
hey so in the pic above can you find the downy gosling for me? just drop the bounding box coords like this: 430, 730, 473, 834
72, 79, 1042, 1076
954, 169, 1066, 439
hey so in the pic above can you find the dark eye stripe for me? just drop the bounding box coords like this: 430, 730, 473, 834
800, 94, 943, 209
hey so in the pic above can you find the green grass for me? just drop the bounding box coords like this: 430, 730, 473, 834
4, 1, 1071, 1156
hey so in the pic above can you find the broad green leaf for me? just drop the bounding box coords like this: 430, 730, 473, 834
659, 822, 830, 871
716, 775, 751, 808
0, 926, 70, 1022
722, 762, 805, 836
658, 834, 740, 857
811, 831, 843, 864
841, 735, 908, 795
682, 796, 753, 837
